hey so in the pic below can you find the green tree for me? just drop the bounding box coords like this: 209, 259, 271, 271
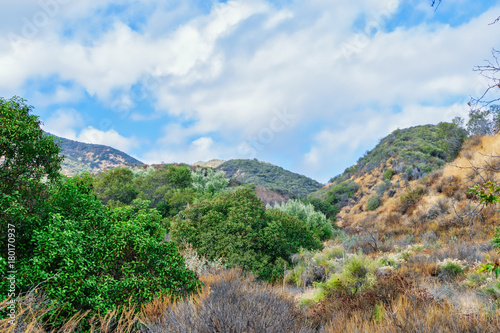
467, 109, 493, 136
170, 186, 322, 281
0, 96, 63, 259
18, 176, 200, 324
93, 167, 137, 205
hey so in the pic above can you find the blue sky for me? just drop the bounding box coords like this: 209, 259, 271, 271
1, 0, 499, 183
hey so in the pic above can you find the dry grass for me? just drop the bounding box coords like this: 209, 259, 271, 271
140, 268, 315, 333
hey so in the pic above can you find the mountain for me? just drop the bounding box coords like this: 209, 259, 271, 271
216, 159, 323, 197
48, 134, 144, 175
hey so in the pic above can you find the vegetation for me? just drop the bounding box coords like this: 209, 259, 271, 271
217, 159, 323, 197
366, 195, 382, 211
170, 186, 323, 281
0, 99, 199, 330
268, 199, 334, 241
49, 133, 143, 175
4, 95, 500, 332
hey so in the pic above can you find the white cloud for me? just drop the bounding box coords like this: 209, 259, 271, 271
142, 135, 228, 165
1, 0, 499, 181
302, 103, 469, 182
77, 127, 140, 152
42, 108, 84, 140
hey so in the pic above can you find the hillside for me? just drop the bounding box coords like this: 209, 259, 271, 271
309, 123, 467, 217
217, 159, 323, 197
335, 133, 499, 240
48, 133, 144, 175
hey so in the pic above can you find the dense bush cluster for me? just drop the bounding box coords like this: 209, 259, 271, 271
268, 199, 334, 241
170, 186, 323, 281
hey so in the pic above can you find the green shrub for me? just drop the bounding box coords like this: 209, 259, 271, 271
170, 186, 322, 281
268, 199, 334, 241
492, 227, 500, 249
17, 176, 199, 324
438, 259, 466, 279
191, 168, 229, 194
93, 167, 137, 205
366, 195, 381, 211
384, 168, 395, 180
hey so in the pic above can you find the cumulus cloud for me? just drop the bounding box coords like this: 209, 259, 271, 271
42, 108, 84, 140
76, 127, 140, 152
1, 0, 499, 181
42, 108, 140, 153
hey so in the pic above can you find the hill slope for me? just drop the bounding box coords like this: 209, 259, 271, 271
48, 134, 144, 175
309, 123, 467, 217
216, 159, 323, 197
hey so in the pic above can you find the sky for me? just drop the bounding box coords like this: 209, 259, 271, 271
0, 0, 499, 183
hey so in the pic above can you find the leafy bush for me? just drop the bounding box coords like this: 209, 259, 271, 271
366, 195, 381, 211
376, 181, 392, 196
170, 186, 322, 281
384, 168, 395, 180
16, 176, 199, 323
93, 167, 137, 205
267, 199, 334, 241
305, 197, 339, 220
438, 259, 466, 279
191, 168, 229, 194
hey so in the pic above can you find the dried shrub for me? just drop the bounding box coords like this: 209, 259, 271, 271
141, 269, 315, 333
398, 187, 425, 215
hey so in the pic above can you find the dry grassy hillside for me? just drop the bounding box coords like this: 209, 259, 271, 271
337, 134, 500, 246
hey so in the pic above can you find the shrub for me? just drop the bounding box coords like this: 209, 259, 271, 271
399, 186, 425, 214
170, 186, 322, 281
268, 199, 334, 241
141, 269, 315, 333
384, 168, 395, 180
191, 168, 229, 194
376, 181, 392, 196
16, 176, 199, 325
366, 195, 382, 211
438, 259, 466, 279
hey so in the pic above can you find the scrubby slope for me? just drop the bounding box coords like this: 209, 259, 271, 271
309, 123, 467, 220
48, 133, 144, 175
217, 159, 323, 197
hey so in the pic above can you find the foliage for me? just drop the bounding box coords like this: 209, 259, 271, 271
217, 159, 323, 197
93, 167, 137, 205
0, 96, 64, 279
323, 124, 465, 189
268, 199, 334, 241
15, 176, 199, 323
191, 168, 229, 195
384, 168, 395, 180
304, 197, 339, 220
399, 186, 425, 214
366, 195, 381, 211
465, 105, 500, 136
170, 186, 322, 281
92, 164, 197, 217
469, 180, 500, 205
438, 259, 466, 279
316, 254, 378, 299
